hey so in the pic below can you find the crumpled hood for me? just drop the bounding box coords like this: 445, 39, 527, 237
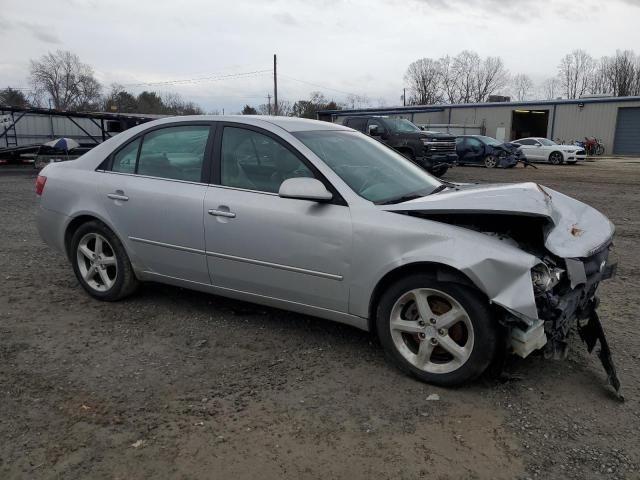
380, 182, 614, 258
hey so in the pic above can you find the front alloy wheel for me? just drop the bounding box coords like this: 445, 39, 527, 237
484, 155, 497, 168
376, 275, 498, 386
389, 288, 474, 374
549, 152, 563, 165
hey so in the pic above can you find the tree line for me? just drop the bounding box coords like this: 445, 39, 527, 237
405, 49, 640, 105
0, 50, 203, 115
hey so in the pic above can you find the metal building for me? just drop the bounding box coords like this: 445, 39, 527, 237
318, 96, 640, 155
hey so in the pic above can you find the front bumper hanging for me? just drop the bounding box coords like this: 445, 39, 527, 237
578, 302, 623, 400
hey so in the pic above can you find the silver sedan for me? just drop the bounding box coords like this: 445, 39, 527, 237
35, 116, 619, 392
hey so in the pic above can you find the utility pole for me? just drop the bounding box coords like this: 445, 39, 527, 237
273, 54, 278, 116
403, 88, 406, 106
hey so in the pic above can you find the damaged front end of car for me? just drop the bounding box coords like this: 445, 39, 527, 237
382, 182, 622, 398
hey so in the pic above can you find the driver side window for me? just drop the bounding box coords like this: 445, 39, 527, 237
221, 127, 314, 194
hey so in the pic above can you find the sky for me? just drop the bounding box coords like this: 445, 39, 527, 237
1, 0, 639, 113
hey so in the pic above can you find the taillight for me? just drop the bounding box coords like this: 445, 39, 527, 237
35, 175, 47, 196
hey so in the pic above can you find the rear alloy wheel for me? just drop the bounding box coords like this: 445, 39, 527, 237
376, 275, 498, 386
70, 220, 139, 301
549, 151, 563, 165
484, 155, 497, 168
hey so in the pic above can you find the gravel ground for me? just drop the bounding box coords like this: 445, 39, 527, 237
1, 160, 639, 479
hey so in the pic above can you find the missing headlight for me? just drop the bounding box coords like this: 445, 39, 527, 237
532, 263, 564, 292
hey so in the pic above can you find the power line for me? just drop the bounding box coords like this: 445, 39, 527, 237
278, 74, 362, 97
122, 69, 272, 88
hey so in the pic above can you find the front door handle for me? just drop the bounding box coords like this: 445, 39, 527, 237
208, 209, 236, 218
107, 192, 129, 201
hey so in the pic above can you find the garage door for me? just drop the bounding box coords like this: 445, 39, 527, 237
614, 107, 640, 154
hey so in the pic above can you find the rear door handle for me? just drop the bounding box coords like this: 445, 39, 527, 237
208, 209, 236, 218
107, 193, 129, 201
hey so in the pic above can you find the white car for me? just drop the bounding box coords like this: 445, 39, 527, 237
512, 137, 586, 165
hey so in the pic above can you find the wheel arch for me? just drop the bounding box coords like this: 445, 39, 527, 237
367, 261, 479, 335
64, 213, 128, 261
395, 146, 415, 159
549, 150, 564, 162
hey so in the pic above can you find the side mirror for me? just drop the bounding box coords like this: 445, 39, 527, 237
368, 125, 381, 136
279, 177, 333, 202
535, 143, 541, 147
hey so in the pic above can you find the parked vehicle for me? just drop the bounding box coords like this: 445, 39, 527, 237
455, 135, 521, 168
342, 116, 457, 177
35, 116, 620, 394
512, 137, 586, 164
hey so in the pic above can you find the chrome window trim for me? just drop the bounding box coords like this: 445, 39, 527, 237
129, 236, 343, 281
207, 183, 279, 196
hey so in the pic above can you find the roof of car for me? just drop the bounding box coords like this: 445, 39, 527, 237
139, 115, 350, 133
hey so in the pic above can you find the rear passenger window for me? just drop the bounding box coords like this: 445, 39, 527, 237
137, 126, 210, 182
112, 138, 140, 174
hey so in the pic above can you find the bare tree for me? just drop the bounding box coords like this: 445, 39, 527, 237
404, 58, 443, 104
277, 99, 293, 116
558, 50, 594, 99
345, 94, 372, 109
589, 57, 611, 95
452, 50, 480, 103
29, 50, 102, 110
512, 73, 534, 101
438, 55, 460, 103
607, 50, 640, 96
473, 56, 509, 102
541, 77, 561, 99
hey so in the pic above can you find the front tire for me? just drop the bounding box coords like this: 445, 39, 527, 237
549, 151, 563, 165
376, 274, 498, 386
70, 220, 139, 301
484, 155, 497, 168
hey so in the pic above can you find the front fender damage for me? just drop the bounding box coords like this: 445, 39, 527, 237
380, 183, 622, 398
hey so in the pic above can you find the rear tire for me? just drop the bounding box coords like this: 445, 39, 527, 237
70, 220, 139, 301
376, 274, 499, 386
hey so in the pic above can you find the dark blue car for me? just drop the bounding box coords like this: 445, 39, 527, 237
455, 135, 521, 168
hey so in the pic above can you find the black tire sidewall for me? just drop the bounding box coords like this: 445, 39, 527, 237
70, 221, 130, 301
376, 275, 498, 386
550, 152, 563, 164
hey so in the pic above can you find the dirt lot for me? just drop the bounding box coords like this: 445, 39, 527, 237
1, 160, 639, 479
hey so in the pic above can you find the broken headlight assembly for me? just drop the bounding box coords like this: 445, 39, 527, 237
531, 262, 564, 293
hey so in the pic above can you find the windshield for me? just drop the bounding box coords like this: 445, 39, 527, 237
293, 131, 442, 204
476, 135, 502, 146
383, 118, 422, 133
538, 138, 557, 146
